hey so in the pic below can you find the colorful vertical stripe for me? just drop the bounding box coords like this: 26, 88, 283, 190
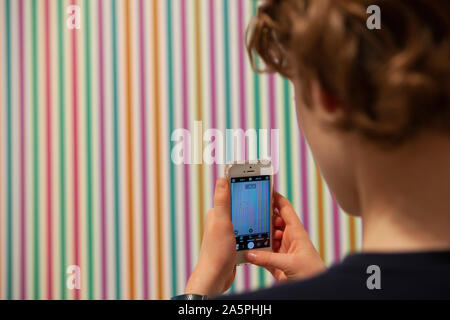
166, 0, 177, 299
18, 0, 26, 300
57, 0, 67, 300
0, 0, 361, 300
111, 0, 122, 300
151, 0, 163, 300
124, 0, 136, 300
70, 0, 81, 301
31, 0, 40, 300
4, 0, 12, 300
97, 0, 107, 300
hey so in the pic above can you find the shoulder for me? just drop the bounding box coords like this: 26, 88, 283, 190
215, 251, 450, 300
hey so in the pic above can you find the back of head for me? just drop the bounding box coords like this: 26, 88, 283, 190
247, 0, 450, 146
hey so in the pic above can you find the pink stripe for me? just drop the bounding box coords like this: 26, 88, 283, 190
237, 0, 250, 291
181, 0, 192, 280
332, 197, 341, 262
237, 0, 247, 131
209, 0, 218, 196
71, 0, 80, 300
300, 134, 310, 233
18, 0, 26, 300
97, 0, 108, 299
138, 0, 150, 299
44, 0, 53, 299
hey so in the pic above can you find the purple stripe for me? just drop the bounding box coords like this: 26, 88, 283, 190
18, 0, 26, 300
97, 0, 108, 300
181, 0, 192, 280
300, 134, 310, 233
138, 0, 150, 299
332, 197, 341, 262
237, 0, 250, 291
209, 0, 217, 197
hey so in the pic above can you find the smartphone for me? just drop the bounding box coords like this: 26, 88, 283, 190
225, 160, 273, 265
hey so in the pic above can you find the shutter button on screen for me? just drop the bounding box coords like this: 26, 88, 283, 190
248, 242, 254, 249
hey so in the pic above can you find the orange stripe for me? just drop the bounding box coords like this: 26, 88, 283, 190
349, 216, 357, 252
124, 0, 135, 299
152, 0, 164, 300
316, 167, 326, 260
194, 0, 205, 244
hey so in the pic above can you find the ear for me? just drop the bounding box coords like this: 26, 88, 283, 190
312, 81, 341, 114
320, 90, 340, 113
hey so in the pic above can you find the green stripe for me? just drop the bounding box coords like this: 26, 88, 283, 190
166, 0, 178, 297
223, 0, 234, 293
57, 0, 67, 300
283, 80, 293, 202
111, 0, 122, 299
252, 0, 261, 152
84, 0, 94, 299
5, 0, 13, 300
31, 0, 40, 300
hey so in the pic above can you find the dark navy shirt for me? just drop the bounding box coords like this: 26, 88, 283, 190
216, 251, 450, 299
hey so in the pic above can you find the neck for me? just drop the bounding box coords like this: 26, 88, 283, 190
356, 133, 450, 253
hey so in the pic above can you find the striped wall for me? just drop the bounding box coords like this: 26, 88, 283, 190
0, 0, 362, 300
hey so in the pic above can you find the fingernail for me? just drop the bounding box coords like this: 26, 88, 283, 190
246, 252, 257, 262
216, 178, 227, 190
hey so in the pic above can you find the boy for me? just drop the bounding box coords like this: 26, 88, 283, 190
182, 0, 450, 299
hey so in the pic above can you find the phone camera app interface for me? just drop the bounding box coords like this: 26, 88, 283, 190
231, 175, 270, 251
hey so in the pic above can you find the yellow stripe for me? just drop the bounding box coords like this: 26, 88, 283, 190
152, 0, 164, 300
124, 0, 135, 300
349, 216, 357, 252
195, 0, 205, 245
316, 167, 325, 260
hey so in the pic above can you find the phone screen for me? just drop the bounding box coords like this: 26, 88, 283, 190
230, 175, 271, 251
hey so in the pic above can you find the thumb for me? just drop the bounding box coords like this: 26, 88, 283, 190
213, 178, 231, 219
245, 250, 290, 271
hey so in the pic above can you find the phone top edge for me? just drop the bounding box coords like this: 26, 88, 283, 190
225, 159, 272, 166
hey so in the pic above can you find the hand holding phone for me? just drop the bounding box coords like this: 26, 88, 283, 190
185, 172, 325, 296
245, 191, 327, 281
185, 178, 236, 296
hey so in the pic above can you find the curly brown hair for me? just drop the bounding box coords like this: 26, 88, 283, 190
247, 0, 450, 145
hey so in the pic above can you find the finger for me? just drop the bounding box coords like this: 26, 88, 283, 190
274, 227, 285, 234
245, 250, 290, 271
272, 240, 281, 251
272, 268, 287, 281
274, 191, 303, 227
266, 267, 284, 282
273, 191, 292, 210
273, 229, 283, 240
273, 215, 285, 229
273, 207, 280, 216
213, 178, 231, 219
267, 267, 278, 280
